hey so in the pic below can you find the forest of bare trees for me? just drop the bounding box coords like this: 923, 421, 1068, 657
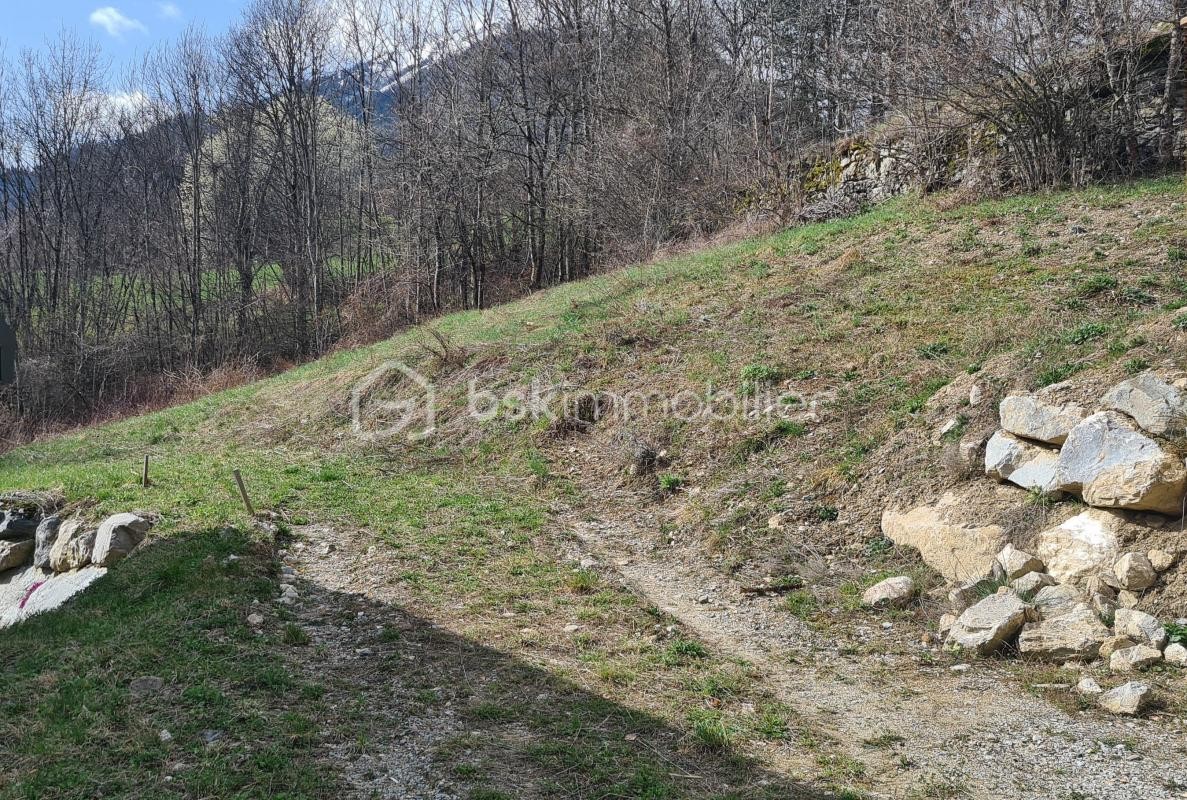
0, 0, 1183, 436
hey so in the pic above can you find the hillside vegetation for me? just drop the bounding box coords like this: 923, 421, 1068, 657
2, 177, 1187, 799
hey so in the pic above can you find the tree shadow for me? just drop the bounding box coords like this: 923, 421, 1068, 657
0, 529, 842, 800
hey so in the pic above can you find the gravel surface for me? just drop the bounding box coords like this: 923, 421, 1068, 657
570, 517, 1187, 800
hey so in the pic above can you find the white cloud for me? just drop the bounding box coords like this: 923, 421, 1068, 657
89, 6, 148, 38
158, 2, 182, 19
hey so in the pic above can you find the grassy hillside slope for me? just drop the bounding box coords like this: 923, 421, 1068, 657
2, 176, 1186, 800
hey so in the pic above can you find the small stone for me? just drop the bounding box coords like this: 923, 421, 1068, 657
1011, 571, 1056, 598
861, 576, 916, 609
247, 612, 265, 627
200, 729, 224, 745
1100, 634, 1136, 659
1113, 552, 1157, 591
1113, 608, 1168, 649
950, 663, 971, 673
1032, 584, 1085, 617
1099, 681, 1151, 716
969, 384, 984, 406
1076, 676, 1103, 695
1110, 644, 1163, 673
996, 543, 1044, 581
1089, 592, 1117, 621
1117, 590, 1140, 609
1148, 549, 1176, 573
159, 730, 173, 743
563, 623, 582, 633
1163, 642, 1187, 666
938, 613, 957, 637
129, 676, 164, 697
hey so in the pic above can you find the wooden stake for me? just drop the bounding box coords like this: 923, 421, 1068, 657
141, 455, 150, 488
233, 469, 255, 517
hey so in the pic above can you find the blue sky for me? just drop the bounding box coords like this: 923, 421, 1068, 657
3, 2, 246, 76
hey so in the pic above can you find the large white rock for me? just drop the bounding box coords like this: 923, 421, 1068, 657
1018, 603, 1110, 661
881, 493, 1008, 583
984, 431, 1062, 495
1102, 372, 1187, 437
1113, 608, 1168, 649
91, 513, 151, 568
861, 576, 916, 609
999, 390, 1088, 445
1035, 509, 1124, 584
1057, 411, 1187, 514
0, 565, 107, 628
1099, 681, 1151, 715
47, 519, 95, 573
945, 590, 1034, 656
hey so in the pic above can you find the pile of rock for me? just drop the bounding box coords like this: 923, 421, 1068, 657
987, 372, 1187, 513
0, 498, 153, 628
879, 370, 1187, 715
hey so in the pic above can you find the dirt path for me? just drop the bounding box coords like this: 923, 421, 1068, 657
272, 515, 1187, 800
279, 525, 462, 800
567, 516, 1187, 800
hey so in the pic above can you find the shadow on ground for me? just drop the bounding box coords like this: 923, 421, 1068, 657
0, 529, 840, 800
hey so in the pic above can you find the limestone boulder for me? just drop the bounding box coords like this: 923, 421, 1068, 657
995, 543, 1044, 581
1149, 549, 1177, 573
1017, 603, 1110, 661
1163, 642, 1187, 666
944, 590, 1034, 656
1035, 509, 1124, 584
1031, 584, 1085, 617
0, 511, 38, 540
1099, 681, 1151, 715
1102, 371, 1187, 437
998, 390, 1088, 445
0, 538, 33, 571
1100, 634, 1135, 658
948, 579, 996, 612
1112, 552, 1157, 591
984, 431, 1062, 495
91, 512, 151, 568
1114, 608, 1168, 649
881, 492, 1008, 583
33, 515, 61, 570
861, 576, 916, 609
1057, 411, 1187, 514
47, 519, 95, 573
1010, 571, 1056, 598
1110, 644, 1163, 672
